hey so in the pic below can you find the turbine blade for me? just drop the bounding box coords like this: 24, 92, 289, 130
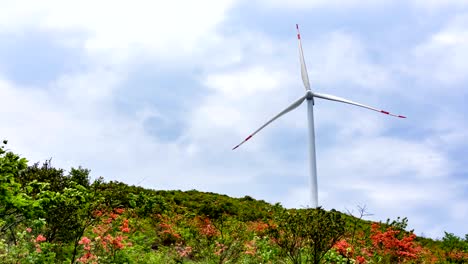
296, 24, 311, 91
233, 95, 307, 150
313, 92, 406, 118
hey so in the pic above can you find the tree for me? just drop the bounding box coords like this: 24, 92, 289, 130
18, 160, 102, 262
16, 160, 68, 193
269, 207, 346, 264
0, 140, 33, 243
441, 232, 468, 263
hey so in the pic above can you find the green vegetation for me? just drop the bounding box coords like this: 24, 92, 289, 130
1, 140, 467, 263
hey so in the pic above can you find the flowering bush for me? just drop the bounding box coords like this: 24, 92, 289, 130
196, 217, 219, 238
76, 209, 133, 263
247, 220, 270, 236
368, 223, 422, 263
157, 214, 183, 246
0, 228, 56, 263
334, 239, 353, 257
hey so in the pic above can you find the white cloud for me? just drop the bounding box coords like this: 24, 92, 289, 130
408, 14, 468, 85
203, 66, 287, 99
0, 0, 237, 66
0, 71, 125, 161
304, 32, 393, 93
189, 64, 296, 154
424, 110, 468, 154
0, 70, 246, 190
321, 137, 452, 180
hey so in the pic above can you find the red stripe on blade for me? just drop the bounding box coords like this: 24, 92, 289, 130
381, 110, 389, 114
398, 115, 406, 118
297, 34, 301, 39
296, 24, 299, 29
232, 135, 253, 150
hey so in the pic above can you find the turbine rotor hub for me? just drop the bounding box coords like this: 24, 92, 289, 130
306, 91, 314, 100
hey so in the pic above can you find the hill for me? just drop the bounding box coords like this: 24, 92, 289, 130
1, 140, 467, 263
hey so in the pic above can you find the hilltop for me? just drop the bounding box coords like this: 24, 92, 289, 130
1, 141, 467, 263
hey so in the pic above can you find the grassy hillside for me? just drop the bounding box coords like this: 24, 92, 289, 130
1, 141, 467, 263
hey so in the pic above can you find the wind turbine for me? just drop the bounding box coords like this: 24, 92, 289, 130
232, 24, 406, 208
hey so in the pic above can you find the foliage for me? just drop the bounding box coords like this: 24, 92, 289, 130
0, 140, 33, 242
441, 232, 468, 263
0, 227, 56, 263
323, 248, 355, 264
16, 160, 102, 262
1, 140, 466, 263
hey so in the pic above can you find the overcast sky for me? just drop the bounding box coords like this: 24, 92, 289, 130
1, 0, 467, 239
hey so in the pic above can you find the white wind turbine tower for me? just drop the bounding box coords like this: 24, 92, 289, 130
233, 24, 406, 208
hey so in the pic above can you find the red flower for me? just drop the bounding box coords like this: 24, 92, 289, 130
197, 218, 218, 237
110, 212, 119, 220
35, 234, 47, 242
177, 245, 193, 257
244, 240, 257, 255
356, 255, 366, 263
79, 236, 91, 245
111, 235, 125, 249
79, 236, 92, 251
120, 219, 130, 233
114, 208, 125, 214
214, 242, 227, 256
333, 239, 353, 257
247, 221, 269, 235
159, 222, 181, 239
77, 252, 97, 263
93, 210, 103, 217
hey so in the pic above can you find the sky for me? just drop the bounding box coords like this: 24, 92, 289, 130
1, 0, 467, 239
